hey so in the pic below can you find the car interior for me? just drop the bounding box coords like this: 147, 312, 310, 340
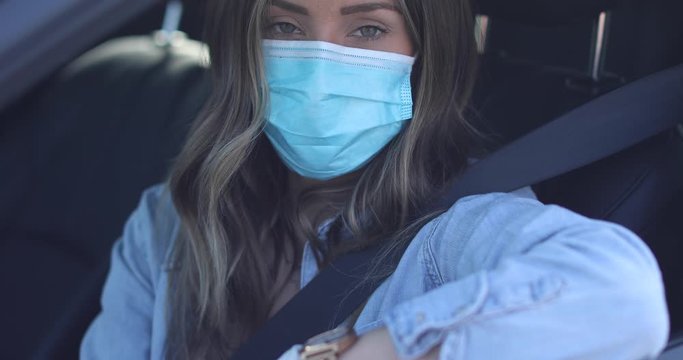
0, 0, 681, 359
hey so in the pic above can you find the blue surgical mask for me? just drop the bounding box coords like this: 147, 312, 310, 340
263, 40, 415, 180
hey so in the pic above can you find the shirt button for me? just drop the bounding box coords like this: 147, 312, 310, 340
416, 312, 425, 323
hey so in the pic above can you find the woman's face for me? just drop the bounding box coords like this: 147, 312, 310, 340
264, 0, 414, 56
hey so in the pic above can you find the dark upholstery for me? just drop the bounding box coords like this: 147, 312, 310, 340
0, 36, 210, 359
477, 0, 619, 25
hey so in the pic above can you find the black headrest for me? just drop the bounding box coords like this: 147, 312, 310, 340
476, 0, 619, 26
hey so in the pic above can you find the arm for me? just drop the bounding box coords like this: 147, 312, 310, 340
80, 185, 171, 359
378, 194, 670, 360
280, 193, 670, 360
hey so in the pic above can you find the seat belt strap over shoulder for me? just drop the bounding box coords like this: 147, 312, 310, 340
231, 64, 683, 360
433, 64, 683, 210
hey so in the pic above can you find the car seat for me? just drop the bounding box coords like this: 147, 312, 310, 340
0, 34, 210, 359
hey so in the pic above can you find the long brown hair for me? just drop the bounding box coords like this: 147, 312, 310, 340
165, 0, 479, 358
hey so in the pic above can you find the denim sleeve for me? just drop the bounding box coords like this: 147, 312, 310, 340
80, 185, 171, 359
382, 193, 670, 360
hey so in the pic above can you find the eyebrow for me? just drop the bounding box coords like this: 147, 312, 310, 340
340, 2, 401, 15
271, 0, 309, 15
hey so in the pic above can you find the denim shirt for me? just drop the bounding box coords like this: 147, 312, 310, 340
80, 184, 669, 360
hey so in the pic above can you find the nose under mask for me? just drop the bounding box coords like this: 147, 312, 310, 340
263, 39, 415, 180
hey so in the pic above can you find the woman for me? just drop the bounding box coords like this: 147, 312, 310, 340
80, 0, 670, 359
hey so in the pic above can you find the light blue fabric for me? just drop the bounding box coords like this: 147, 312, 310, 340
80, 183, 670, 360
263, 40, 414, 180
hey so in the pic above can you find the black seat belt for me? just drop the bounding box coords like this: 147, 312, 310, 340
232, 64, 683, 360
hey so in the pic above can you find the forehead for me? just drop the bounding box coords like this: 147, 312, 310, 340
269, 0, 401, 16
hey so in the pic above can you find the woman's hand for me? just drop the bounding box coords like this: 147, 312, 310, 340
340, 327, 439, 360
